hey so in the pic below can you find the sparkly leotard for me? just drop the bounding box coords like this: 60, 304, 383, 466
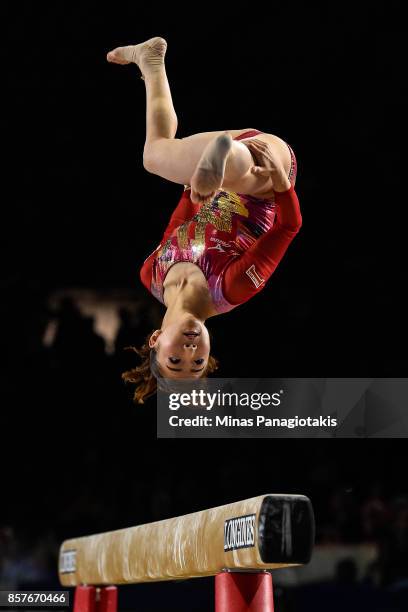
140, 130, 302, 313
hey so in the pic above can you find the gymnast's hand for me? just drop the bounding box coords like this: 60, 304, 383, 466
245, 139, 291, 192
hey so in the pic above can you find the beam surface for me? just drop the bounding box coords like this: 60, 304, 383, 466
59, 494, 314, 586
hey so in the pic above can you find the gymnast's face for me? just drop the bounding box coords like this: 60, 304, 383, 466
149, 317, 210, 378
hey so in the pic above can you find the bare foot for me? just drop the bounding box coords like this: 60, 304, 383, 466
190, 133, 233, 205
106, 36, 167, 79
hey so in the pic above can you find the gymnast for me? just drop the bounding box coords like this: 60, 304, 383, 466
106, 37, 302, 403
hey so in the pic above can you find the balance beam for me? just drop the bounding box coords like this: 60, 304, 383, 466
59, 494, 314, 587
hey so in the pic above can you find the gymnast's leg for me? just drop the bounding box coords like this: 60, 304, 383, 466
106, 37, 275, 203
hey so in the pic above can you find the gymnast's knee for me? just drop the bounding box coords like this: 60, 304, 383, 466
143, 139, 174, 174
143, 148, 160, 174
225, 141, 253, 181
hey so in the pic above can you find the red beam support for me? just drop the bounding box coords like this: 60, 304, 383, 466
215, 572, 274, 612
73, 586, 118, 612
73, 586, 96, 612
98, 586, 118, 612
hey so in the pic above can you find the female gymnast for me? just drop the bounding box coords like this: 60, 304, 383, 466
106, 37, 302, 403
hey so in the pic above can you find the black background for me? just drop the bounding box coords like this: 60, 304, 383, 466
2, 1, 407, 610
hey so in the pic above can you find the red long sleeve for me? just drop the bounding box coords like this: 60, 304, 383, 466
222, 185, 302, 305
161, 190, 197, 242
140, 191, 197, 290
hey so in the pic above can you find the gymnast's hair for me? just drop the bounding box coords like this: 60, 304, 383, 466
122, 330, 219, 404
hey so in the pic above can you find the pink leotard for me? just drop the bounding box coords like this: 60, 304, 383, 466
140, 130, 302, 313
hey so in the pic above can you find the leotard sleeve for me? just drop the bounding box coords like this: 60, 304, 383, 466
140, 190, 196, 291
222, 185, 302, 304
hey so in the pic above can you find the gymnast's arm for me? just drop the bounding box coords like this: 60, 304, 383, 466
161, 189, 197, 241
140, 190, 197, 290
222, 184, 302, 305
